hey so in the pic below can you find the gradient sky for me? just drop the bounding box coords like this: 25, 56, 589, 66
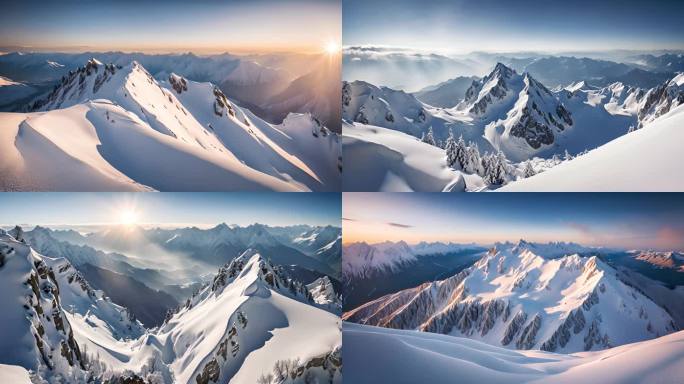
0, 193, 340, 228
0, 0, 341, 54
343, 193, 684, 251
343, 0, 684, 53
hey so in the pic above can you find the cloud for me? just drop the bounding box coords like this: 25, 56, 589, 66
386, 222, 413, 228
342, 217, 357, 222
656, 226, 684, 250
566, 222, 594, 237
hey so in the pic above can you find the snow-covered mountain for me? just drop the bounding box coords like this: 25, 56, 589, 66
307, 276, 342, 313
0, 59, 340, 191
0, 76, 37, 108
344, 63, 645, 162
344, 241, 677, 353
632, 251, 684, 272
344, 322, 684, 384
0, 229, 342, 383
343, 241, 486, 279
343, 63, 684, 190
343, 241, 416, 279
264, 63, 342, 133
342, 241, 486, 310
414, 76, 480, 108
500, 103, 684, 191
287, 225, 342, 275
0, 228, 144, 383
28, 223, 340, 279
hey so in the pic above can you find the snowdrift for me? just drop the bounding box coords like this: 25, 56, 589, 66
501, 104, 684, 191
344, 322, 684, 384
0, 60, 340, 191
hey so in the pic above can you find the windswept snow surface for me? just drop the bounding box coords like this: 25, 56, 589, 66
344, 322, 684, 384
0, 364, 31, 384
501, 104, 684, 191
343, 122, 483, 191
0, 60, 340, 191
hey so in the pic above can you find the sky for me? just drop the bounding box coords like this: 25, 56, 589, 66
0, 193, 340, 228
343, 0, 684, 53
343, 193, 684, 251
0, 0, 341, 54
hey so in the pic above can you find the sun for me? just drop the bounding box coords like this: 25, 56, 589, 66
324, 40, 340, 55
118, 209, 139, 226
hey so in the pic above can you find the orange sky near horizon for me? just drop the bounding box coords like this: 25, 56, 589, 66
0, 1, 341, 55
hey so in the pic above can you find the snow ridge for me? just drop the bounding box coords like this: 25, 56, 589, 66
344, 242, 677, 353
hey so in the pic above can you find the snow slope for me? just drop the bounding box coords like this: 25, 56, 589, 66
1, 228, 342, 384
344, 241, 677, 353
501, 103, 684, 191
0, 364, 31, 384
343, 123, 484, 191
0, 228, 143, 383
344, 322, 684, 384
0, 59, 340, 191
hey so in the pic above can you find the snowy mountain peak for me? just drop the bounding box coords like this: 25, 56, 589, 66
462, 63, 519, 116
345, 246, 677, 353
307, 276, 342, 312
492, 62, 516, 79
0, 230, 144, 382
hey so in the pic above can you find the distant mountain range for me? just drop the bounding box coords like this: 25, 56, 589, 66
0, 51, 341, 132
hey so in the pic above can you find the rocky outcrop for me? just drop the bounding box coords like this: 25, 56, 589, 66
516, 314, 542, 349
540, 309, 586, 351
28, 59, 122, 111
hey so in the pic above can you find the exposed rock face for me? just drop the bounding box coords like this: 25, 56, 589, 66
169, 74, 188, 94
516, 314, 542, 349
344, 243, 677, 353
195, 358, 220, 384
28, 59, 121, 111
213, 86, 236, 118
637, 74, 684, 127
25, 254, 86, 372
463, 63, 516, 116
502, 311, 528, 346
540, 309, 586, 351
508, 74, 573, 149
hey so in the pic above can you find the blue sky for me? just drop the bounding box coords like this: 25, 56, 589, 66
343, 193, 684, 251
0, 0, 340, 54
343, 0, 684, 53
0, 193, 341, 228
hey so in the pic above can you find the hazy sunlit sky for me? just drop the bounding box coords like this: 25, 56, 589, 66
343, 0, 684, 53
0, 193, 340, 228
0, 0, 341, 54
344, 193, 684, 251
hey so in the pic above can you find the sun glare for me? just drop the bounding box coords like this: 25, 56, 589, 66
324, 40, 340, 55
119, 209, 139, 226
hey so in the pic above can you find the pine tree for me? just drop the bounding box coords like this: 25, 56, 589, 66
445, 129, 457, 167
423, 127, 436, 146
483, 151, 507, 185
455, 135, 466, 167
563, 149, 572, 161
523, 160, 536, 178
465, 141, 482, 174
